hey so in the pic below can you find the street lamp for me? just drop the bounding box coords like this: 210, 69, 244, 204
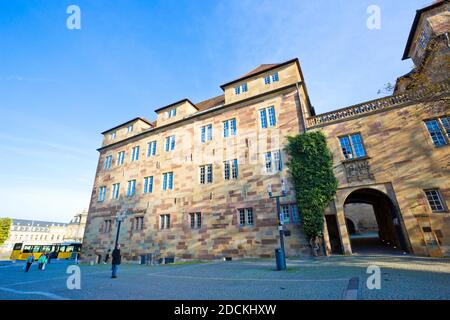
267, 180, 287, 271
114, 210, 127, 248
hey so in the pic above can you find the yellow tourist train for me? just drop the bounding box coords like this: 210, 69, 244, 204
10, 242, 82, 260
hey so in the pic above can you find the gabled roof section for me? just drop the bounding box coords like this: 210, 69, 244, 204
402, 0, 447, 60
101, 117, 153, 134
154, 98, 198, 113
219, 58, 300, 90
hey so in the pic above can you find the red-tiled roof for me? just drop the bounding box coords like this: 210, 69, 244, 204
242, 64, 280, 78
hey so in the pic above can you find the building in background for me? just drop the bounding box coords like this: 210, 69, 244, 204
0, 211, 88, 260
82, 1, 449, 262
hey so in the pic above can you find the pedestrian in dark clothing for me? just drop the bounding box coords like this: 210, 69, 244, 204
111, 244, 121, 278
104, 249, 111, 264
25, 255, 34, 272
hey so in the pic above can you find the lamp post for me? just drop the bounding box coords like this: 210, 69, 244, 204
267, 180, 288, 271
114, 211, 127, 248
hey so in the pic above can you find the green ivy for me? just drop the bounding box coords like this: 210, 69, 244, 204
285, 131, 338, 241
0, 218, 12, 246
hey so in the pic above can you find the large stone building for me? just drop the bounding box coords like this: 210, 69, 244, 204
82, 1, 449, 262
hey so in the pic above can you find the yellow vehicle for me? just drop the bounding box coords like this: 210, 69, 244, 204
10, 242, 82, 260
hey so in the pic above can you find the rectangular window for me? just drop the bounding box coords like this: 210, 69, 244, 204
131, 146, 140, 161
264, 150, 282, 173
143, 176, 153, 194
189, 212, 201, 229
167, 108, 177, 118
238, 208, 254, 226
147, 141, 157, 157
165, 136, 175, 151
339, 134, 366, 159
132, 217, 144, 231
242, 83, 248, 92
264, 75, 271, 85
280, 204, 300, 224
273, 150, 282, 171
232, 159, 238, 179
117, 151, 125, 166
127, 125, 134, 133
98, 186, 107, 202
268, 106, 276, 126
224, 161, 230, 180
223, 118, 237, 137
110, 131, 116, 140
425, 119, 448, 147
103, 220, 112, 233
425, 189, 446, 212
234, 86, 241, 95
160, 214, 170, 229
111, 183, 120, 200
201, 124, 213, 143
162, 172, 173, 191
126, 180, 136, 197
271, 72, 279, 82
199, 165, 213, 184
260, 109, 268, 129
103, 155, 113, 170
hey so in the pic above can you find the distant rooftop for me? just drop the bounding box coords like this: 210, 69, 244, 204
12, 219, 67, 227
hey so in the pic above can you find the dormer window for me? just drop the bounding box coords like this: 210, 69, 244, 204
234, 83, 248, 95
264, 72, 279, 85
127, 125, 134, 133
167, 108, 177, 118
110, 131, 116, 140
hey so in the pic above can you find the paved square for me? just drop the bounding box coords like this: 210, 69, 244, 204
0, 255, 449, 300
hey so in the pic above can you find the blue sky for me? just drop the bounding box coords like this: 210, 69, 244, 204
0, 0, 430, 222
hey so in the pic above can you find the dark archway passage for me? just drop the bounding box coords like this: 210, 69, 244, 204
344, 188, 408, 254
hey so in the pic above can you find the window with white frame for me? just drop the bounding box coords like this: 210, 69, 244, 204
224, 159, 238, 180
147, 141, 157, 157
143, 176, 153, 194
127, 125, 134, 133
103, 155, 113, 170
264, 150, 282, 173
238, 208, 254, 226
264, 72, 279, 85
339, 133, 366, 160
424, 189, 446, 212
234, 83, 248, 95
111, 183, 120, 200
160, 214, 170, 229
259, 106, 276, 128
167, 108, 177, 118
131, 146, 140, 161
110, 131, 116, 140
223, 118, 237, 138
280, 204, 300, 224
189, 212, 201, 229
201, 124, 213, 143
199, 164, 213, 184
126, 180, 136, 197
98, 186, 107, 202
165, 135, 175, 151
117, 151, 125, 166
162, 172, 173, 191
425, 117, 449, 147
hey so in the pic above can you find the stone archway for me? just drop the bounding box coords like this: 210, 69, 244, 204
343, 188, 408, 254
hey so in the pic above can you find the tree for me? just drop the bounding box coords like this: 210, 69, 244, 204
285, 131, 338, 256
0, 218, 12, 246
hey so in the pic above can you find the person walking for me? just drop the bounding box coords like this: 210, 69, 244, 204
104, 249, 111, 264
25, 255, 34, 272
111, 244, 121, 279
38, 254, 47, 271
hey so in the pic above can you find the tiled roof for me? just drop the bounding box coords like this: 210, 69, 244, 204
242, 64, 280, 78
195, 95, 225, 111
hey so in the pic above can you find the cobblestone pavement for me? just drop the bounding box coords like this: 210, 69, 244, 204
0, 254, 449, 300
